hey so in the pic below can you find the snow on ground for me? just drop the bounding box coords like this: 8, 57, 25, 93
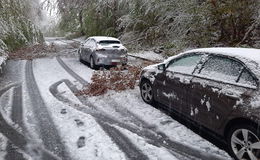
115, 125, 179, 160
0, 55, 231, 159
0, 54, 7, 72
72, 36, 86, 43
44, 37, 76, 47
0, 133, 7, 157
129, 51, 165, 62
60, 57, 93, 83
57, 83, 127, 160
31, 58, 127, 160
87, 88, 232, 159
0, 87, 14, 128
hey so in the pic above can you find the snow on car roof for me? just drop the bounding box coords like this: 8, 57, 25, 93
184, 47, 260, 64
89, 36, 120, 42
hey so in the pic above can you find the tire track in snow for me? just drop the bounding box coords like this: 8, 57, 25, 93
56, 57, 150, 159
25, 60, 70, 160
0, 84, 60, 160
56, 56, 88, 86
54, 57, 228, 160
5, 85, 25, 160
49, 79, 149, 160
50, 79, 227, 160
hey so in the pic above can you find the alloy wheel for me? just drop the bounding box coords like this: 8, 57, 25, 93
231, 129, 260, 160
141, 81, 153, 103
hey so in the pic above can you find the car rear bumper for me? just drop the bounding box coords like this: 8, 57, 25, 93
95, 57, 127, 66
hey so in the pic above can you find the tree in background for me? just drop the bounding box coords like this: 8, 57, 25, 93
0, 0, 44, 52
54, 0, 260, 52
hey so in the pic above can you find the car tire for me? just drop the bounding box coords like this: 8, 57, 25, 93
79, 51, 84, 63
227, 123, 260, 160
90, 56, 97, 70
140, 79, 154, 105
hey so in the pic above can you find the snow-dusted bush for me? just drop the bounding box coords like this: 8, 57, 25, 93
0, 0, 44, 52
56, 0, 260, 53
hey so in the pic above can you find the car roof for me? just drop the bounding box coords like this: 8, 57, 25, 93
88, 36, 120, 42
184, 47, 260, 64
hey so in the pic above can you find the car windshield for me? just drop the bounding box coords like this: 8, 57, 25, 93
98, 40, 121, 46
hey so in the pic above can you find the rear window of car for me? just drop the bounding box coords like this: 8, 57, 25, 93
98, 40, 121, 45
238, 68, 257, 87
199, 56, 242, 82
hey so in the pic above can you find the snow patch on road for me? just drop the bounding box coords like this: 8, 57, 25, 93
56, 83, 127, 160
32, 58, 126, 160
0, 133, 7, 157
115, 126, 179, 160
60, 57, 93, 83
88, 88, 231, 159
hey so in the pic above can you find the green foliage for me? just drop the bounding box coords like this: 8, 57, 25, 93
57, 0, 260, 53
0, 0, 44, 52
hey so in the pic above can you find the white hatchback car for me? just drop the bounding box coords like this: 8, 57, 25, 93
78, 36, 128, 69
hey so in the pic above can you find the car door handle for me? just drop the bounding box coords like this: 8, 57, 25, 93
226, 91, 233, 96
225, 91, 240, 99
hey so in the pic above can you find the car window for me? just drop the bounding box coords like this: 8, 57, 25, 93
99, 40, 121, 46
238, 68, 257, 87
84, 40, 90, 47
167, 54, 201, 74
199, 56, 243, 82
89, 39, 96, 48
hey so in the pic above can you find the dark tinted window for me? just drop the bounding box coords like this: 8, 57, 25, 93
167, 54, 201, 74
99, 40, 121, 46
199, 56, 243, 82
238, 69, 257, 87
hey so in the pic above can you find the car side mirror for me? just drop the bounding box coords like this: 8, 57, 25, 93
158, 64, 166, 71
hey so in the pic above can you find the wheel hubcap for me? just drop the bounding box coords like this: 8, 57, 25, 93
141, 83, 152, 102
231, 129, 260, 160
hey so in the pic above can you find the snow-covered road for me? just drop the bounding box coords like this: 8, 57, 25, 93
0, 39, 232, 160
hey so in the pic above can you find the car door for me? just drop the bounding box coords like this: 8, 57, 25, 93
81, 39, 90, 60
154, 53, 203, 114
86, 39, 96, 62
190, 55, 258, 131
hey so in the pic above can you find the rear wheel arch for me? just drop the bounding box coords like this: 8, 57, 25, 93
140, 78, 151, 86
224, 118, 258, 139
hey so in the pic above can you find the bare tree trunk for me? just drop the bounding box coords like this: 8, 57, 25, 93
237, 17, 260, 45
79, 10, 84, 35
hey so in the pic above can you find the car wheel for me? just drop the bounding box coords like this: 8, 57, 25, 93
90, 56, 97, 69
227, 124, 260, 160
140, 80, 154, 104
